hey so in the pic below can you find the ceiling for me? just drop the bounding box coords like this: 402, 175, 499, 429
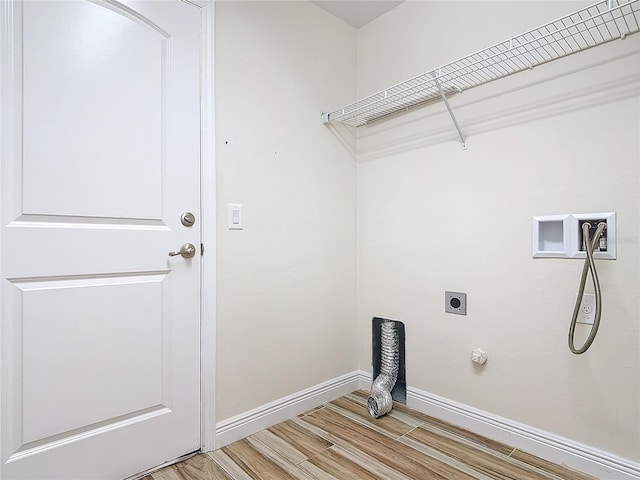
311, 1, 404, 28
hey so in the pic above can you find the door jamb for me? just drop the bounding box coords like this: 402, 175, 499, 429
0, 1, 18, 476
198, 0, 216, 453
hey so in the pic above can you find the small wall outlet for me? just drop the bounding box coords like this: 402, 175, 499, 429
445, 291, 466, 315
577, 293, 596, 325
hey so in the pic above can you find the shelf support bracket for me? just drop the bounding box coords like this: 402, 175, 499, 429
432, 73, 467, 150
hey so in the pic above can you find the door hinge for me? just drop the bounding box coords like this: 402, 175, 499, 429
201, 243, 204, 256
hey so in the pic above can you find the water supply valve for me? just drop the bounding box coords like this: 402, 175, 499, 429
471, 348, 488, 365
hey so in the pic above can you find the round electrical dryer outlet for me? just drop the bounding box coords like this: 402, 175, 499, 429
445, 291, 466, 315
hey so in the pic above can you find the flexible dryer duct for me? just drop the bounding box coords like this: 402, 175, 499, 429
368, 319, 400, 418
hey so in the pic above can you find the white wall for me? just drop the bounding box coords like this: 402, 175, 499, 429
215, 1, 357, 421
214, 0, 640, 465
357, 1, 640, 462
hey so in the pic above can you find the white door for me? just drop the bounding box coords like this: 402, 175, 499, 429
0, 1, 202, 478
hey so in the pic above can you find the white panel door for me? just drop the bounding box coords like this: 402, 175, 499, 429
0, 1, 202, 478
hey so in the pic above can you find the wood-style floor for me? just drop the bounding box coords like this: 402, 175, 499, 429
144, 390, 596, 480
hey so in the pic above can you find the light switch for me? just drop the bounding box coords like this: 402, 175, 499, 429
228, 204, 243, 230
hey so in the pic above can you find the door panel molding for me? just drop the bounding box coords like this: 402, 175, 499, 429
8, 406, 171, 463
7, 272, 170, 452
9, 215, 170, 230
21, 0, 170, 220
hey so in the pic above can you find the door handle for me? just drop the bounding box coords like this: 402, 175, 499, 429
168, 243, 196, 258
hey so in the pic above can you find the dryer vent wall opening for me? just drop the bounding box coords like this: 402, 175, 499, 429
369, 317, 406, 418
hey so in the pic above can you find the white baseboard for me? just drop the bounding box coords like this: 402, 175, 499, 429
216, 370, 639, 479
355, 371, 639, 480
214, 371, 361, 449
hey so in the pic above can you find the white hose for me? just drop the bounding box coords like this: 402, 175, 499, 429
569, 222, 606, 354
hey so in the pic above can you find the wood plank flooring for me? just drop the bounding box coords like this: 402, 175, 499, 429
145, 391, 596, 480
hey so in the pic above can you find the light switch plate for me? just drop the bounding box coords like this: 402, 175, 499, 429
228, 204, 243, 230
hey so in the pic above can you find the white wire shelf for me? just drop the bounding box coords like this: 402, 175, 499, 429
322, 0, 640, 129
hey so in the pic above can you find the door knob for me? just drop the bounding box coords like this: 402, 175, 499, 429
168, 243, 196, 258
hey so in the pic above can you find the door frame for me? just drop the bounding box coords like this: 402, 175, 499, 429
0, 1, 217, 475
197, 0, 217, 454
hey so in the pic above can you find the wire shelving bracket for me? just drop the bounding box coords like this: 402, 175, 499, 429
432, 71, 467, 150
321, 0, 640, 149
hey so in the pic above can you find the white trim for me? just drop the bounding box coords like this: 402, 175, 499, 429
198, 0, 216, 454
406, 387, 640, 480
0, 2, 19, 477
357, 370, 371, 391
215, 372, 361, 448
358, 370, 640, 480
216, 371, 639, 477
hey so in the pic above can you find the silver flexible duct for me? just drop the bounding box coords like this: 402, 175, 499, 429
368, 320, 400, 418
